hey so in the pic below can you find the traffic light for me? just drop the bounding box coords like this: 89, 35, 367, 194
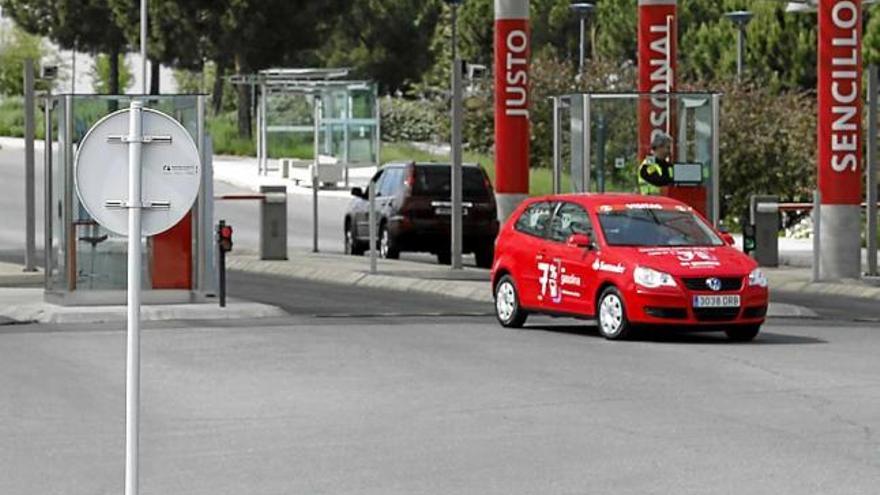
218, 221, 233, 253
742, 223, 756, 255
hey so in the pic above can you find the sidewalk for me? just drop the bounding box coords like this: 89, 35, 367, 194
0, 261, 42, 287
227, 250, 850, 318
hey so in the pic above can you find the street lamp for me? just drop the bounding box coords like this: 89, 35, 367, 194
445, 0, 464, 269
570, 2, 595, 81
724, 10, 753, 82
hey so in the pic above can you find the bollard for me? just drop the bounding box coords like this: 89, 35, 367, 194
259, 185, 288, 260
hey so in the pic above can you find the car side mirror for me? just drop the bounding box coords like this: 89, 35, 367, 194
721, 232, 735, 246
350, 187, 365, 199
567, 233, 593, 249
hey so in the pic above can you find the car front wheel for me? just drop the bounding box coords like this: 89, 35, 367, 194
597, 287, 632, 340
379, 224, 400, 259
345, 225, 365, 256
495, 275, 527, 328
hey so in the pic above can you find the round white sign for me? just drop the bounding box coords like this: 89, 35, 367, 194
75, 107, 202, 237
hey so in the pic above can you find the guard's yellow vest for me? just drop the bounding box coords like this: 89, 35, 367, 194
638, 156, 662, 195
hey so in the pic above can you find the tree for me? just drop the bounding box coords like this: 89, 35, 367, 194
91, 52, 132, 93
319, 0, 442, 94
1, 0, 130, 93
0, 22, 45, 96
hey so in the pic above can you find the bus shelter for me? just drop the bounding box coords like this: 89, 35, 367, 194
231, 68, 380, 187
550, 92, 721, 225
42, 94, 213, 304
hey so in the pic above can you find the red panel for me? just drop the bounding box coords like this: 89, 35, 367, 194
494, 18, 530, 195
818, 0, 862, 205
638, 1, 677, 161
150, 211, 192, 289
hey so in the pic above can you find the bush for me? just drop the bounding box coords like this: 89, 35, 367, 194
380, 96, 442, 143
0, 96, 45, 139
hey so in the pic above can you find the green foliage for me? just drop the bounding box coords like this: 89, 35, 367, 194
0, 96, 44, 139
0, 23, 44, 96
380, 96, 443, 143
90, 53, 131, 94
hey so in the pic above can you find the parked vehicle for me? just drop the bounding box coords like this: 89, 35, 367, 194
345, 162, 499, 267
490, 194, 769, 341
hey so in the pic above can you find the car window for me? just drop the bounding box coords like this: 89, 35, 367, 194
378, 168, 403, 197
547, 202, 592, 243
514, 202, 555, 238
413, 165, 490, 199
370, 170, 385, 196
598, 207, 723, 247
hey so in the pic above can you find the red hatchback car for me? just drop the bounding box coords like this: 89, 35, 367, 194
490, 194, 769, 341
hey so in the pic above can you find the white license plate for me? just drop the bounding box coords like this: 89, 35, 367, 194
435, 207, 468, 216
693, 295, 741, 308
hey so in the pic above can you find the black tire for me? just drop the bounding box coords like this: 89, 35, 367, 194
597, 286, 632, 340
344, 224, 365, 256
494, 275, 528, 328
379, 223, 400, 259
474, 244, 494, 269
725, 324, 761, 342
436, 251, 451, 265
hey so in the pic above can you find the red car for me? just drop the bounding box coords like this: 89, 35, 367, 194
490, 194, 769, 341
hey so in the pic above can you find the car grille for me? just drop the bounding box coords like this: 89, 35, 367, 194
693, 307, 741, 321
682, 277, 743, 292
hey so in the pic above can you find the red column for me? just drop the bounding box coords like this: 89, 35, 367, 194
817, 0, 862, 279
637, 0, 676, 162
494, 0, 530, 222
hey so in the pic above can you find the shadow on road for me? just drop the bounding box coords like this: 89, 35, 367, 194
522, 323, 826, 346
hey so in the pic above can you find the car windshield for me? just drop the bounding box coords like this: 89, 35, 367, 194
598, 207, 723, 247
413, 165, 490, 199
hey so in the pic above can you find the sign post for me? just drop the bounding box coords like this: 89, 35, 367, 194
74, 101, 202, 495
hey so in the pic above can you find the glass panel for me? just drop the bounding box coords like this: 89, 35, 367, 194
48, 94, 202, 292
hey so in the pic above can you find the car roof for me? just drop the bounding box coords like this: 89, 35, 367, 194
525, 193, 689, 209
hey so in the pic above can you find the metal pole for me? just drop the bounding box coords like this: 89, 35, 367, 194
369, 180, 377, 274
813, 189, 821, 282
312, 96, 321, 253
552, 97, 561, 194
43, 95, 53, 288
451, 3, 463, 270
260, 85, 268, 176
868, 65, 878, 276
71, 44, 76, 93
578, 16, 585, 80
583, 95, 591, 192
124, 100, 144, 495
736, 26, 744, 81
711, 93, 721, 227
140, 0, 147, 94
196, 95, 207, 291
24, 59, 36, 272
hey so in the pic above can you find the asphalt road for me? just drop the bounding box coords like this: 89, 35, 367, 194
3, 274, 880, 495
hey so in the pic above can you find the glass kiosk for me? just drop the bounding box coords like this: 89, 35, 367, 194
43, 94, 213, 304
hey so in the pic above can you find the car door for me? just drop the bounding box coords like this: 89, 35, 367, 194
508, 201, 556, 310
355, 169, 384, 240
542, 202, 598, 316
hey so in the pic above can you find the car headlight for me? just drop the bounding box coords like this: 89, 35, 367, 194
748, 268, 769, 288
633, 266, 677, 289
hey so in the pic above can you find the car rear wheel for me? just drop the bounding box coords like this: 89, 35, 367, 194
597, 287, 632, 340
474, 244, 494, 269
379, 224, 400, 259
724, 324, 761, 342
344, 225, 365, 256
495, 275, 527, 328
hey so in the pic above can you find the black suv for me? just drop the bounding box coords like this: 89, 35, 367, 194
344, 162, 499, 267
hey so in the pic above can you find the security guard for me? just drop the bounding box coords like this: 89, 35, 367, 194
638, 132, 674, 195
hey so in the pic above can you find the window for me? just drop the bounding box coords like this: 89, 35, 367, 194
598, 208, 723, 247
515, 202, 555, 238
412, 165, 491, 199
378, 168, 402, 196
548, 202, 592, 243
